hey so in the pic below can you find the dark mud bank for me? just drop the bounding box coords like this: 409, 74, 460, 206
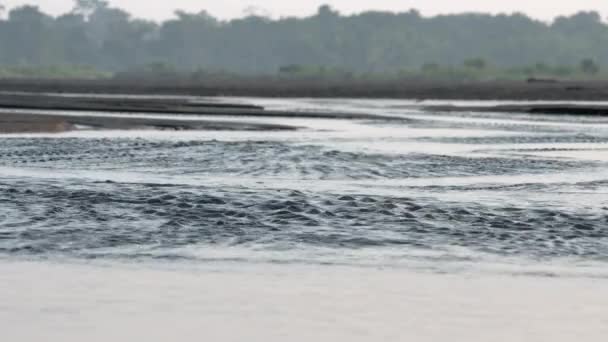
425, 104, 608, 116
0, 93, 400, 120
0, 113, 298, 133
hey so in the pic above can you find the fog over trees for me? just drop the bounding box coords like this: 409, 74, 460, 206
0, 0, 607, 74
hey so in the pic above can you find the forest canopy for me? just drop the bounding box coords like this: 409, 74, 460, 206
0, 1, 607, 76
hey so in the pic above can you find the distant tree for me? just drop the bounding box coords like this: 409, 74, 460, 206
580, 58, 600, 74
72, 0, 108, 17
554, 66, 575, 77
553, 11, 602, 33
534, 62, 549, 73
463, 58, 487, 70
4, 6, 57, 65
279, 64, 304, 74
2, 6, 608, 75
317, 4, 339, 18
421, 63, 440, 72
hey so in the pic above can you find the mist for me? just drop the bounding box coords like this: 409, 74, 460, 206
2, 0, 608, 21
0, 1, 607, 77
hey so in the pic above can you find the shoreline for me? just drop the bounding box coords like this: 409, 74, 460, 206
0, 112, 298, 133
2, 78, 608, 100
423, 103, 608, 115
0, 93, 404, 134
3, 86, 608, 133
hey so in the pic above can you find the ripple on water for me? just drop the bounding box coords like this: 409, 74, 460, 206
0, 138, 592, 179
0, 182, 607, 262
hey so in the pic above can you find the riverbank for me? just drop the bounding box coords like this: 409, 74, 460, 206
0, 93, 400, 121
423, 103, 608, 115
3, 85, 608, 134
0, 112, 298, 133
1, 78, 608, 100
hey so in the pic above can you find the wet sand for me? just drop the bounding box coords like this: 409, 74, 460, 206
0, 113, 72, 133
0, 112, 298, 133
0, 93, 265, 115
0, 93, 402, 126
424, 103, 608, 115
1, 81, 608, 135
1, 260, 607, 342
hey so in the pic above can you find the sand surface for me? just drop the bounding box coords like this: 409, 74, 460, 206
0, 112, 299, 133
1, 260, 607, 342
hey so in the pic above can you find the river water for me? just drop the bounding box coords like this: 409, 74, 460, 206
1, 98, 607, 341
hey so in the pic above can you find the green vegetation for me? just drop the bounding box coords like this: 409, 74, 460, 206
1, 60, 604, 82
0, 65, 110, 79
406, 59, 604, 81
0, 1, 607, 80
272, 58, 605, 81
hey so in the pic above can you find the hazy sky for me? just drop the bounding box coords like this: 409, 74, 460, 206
3, 0, 608, 21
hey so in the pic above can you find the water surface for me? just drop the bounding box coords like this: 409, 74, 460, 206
1, 98, 607, 341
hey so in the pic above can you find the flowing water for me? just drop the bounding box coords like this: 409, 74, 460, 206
1, 98, 608, 341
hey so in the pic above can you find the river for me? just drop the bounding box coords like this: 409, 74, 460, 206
1, 98, 607, 341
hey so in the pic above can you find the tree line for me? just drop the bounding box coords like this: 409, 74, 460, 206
0, 0, 607, 76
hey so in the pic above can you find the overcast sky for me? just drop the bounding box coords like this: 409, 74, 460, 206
3, 0, 608, 21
